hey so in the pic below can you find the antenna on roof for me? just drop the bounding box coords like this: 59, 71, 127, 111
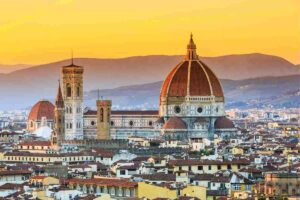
71, 49, 74, 65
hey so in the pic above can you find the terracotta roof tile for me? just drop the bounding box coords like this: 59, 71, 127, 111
69, 178, 137, 188
28, 100, 54, 121
163, 117, 187, 130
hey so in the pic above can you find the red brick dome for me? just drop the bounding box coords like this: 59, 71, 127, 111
160, 34, 224, 102
28, 100, 55, 121
214, 117, 235, 129
163, 117, 187, 130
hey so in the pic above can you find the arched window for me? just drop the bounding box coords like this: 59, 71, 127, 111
66, 84, 71, 97
70, 107, 72, 114
100, 108, 104, 122
129, 121, 134, 126
107, 108, 110, 122
70, 123, 72, 129
77, 85, 80, 97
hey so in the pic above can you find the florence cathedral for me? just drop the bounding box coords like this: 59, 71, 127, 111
27, 35, 237, 145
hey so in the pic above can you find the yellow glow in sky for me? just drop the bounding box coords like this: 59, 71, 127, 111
0, 0, 299, 64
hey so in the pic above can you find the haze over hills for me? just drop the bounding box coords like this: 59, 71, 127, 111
0, 53, 298, 110
84, 75, 300, 110
0, 64, 32, 74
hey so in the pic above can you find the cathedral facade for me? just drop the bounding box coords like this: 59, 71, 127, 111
29, 35, 237, 142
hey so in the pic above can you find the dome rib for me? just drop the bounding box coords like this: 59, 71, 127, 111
190, 61, 212, 96
199, 60, 224, 97
167, 61, 189, 97
160, 61, 184, 98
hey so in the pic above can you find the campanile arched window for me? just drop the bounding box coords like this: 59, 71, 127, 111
100, 108, 104, 122
66, 84, 71, 97
76, 85, 80, 97
107, 108, 110, 122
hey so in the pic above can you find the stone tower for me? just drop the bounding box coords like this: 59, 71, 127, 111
62, 61, 84, 140
52, 81, 65, 147
96, 100, 111, 139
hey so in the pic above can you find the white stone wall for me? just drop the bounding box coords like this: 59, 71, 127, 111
163, 101, 225, 117
83, 114, 160, 139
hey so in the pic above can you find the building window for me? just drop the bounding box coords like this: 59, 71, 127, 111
100, 108, 104, 122
67, 84, 71, 97
149, 121, 153, 126
218, 165, 221, 170
245, 185, 251, 191
120, 170, 126, 175
107, 108, 110, 123
198, 166, 203, 170
111, 121, 114, 126
70, 123, 72, 129
197, 107, 203, 113
129, 121, 134, 126
174, 106, 181, 114
233, 184, 241, 191
91, 121, 95, 126
227, 164, 231, 170
208, 165, 212, 170
76, 85, 80, 97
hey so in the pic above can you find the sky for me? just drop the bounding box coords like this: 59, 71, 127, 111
0, 0, 299, 65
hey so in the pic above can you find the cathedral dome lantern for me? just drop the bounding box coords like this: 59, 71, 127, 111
159, 34, 225, 118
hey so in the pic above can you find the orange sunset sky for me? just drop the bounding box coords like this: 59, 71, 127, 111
0, 0, 299, 65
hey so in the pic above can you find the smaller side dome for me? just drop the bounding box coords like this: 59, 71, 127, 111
214, 117, 235, 129
28, 100, 55, 121
155, 117, 165, 124
163, 117, 187, 129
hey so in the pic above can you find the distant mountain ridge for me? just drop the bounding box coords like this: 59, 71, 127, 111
0, 53, 298, 110
85, 75, 300, 109
0, 64, 32, 74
